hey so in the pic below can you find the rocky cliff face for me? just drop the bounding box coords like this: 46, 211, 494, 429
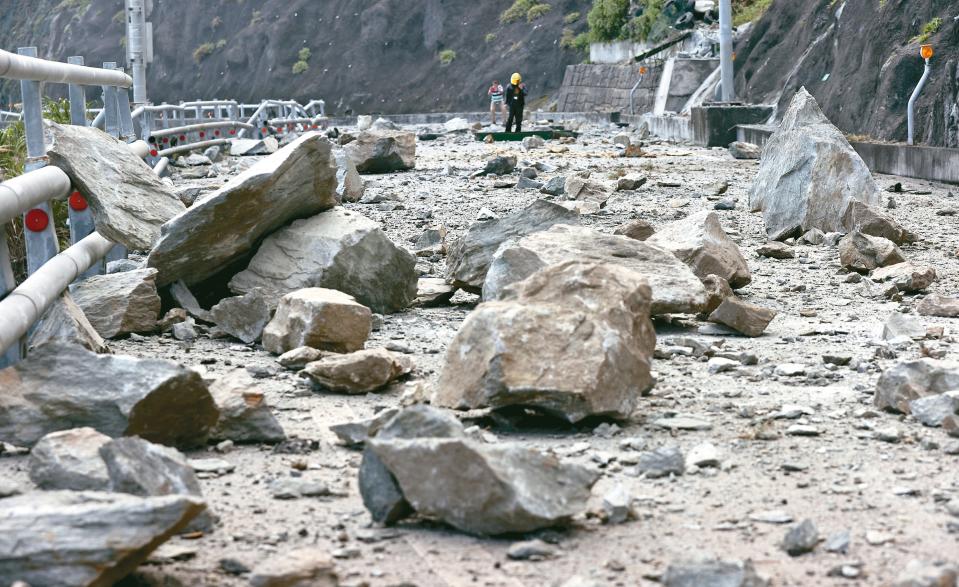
736, 0, 958, 147
0, 0, 591, 115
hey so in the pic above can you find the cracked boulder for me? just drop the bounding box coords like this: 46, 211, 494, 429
483, 224, 706, 314
28, 291, 109, 353
209, 291, 271, 344
0, 343, 218, 449
749, 88, 880, 240
27, 427, 111, 491
70, 268, 161, 338
838, 231, 905, 273
148, 133, 339, 286
230, 208, 417, 313
45, 121, 185, 250
345, 129, 415, 173
301, 348, 414, 394
333, 147, 365, 202
647, 211, 751, 288
262, 288, 371, 355
435, 261, 656, 423
446, 199, 580, 293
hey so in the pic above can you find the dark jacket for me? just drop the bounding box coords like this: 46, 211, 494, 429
505, 83, 526, 108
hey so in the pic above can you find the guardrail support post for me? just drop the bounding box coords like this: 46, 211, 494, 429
19, 47, 59, 278
67, 56, 103, 279
101, 61, 127, 265
0, 233, 20, 367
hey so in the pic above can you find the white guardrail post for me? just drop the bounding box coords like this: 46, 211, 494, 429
67, 55, 104, 279
100, 61, 128, 264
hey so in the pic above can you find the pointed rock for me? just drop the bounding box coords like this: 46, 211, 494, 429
262, 288, 371, 355
345, 129, 415, 173
870, 262, 937, 293
209, 291, 271, 344
838, 231, 904, 273
708, 296, 777, 337
28, 291, 109, 353
647, 211, 751, 288
28, 427, 111, 491
70, 268, 161, 338
208, 371, 286, 444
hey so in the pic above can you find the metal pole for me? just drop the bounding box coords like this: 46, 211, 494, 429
101, 62, 127, 264
907, 57, 931, 146
66, 56, 102, 279
719, 0, 735, 102
18, 48, 59, 277
125, 0, 148, 106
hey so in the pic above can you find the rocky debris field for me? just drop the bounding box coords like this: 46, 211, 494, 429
1, 93, 959, 587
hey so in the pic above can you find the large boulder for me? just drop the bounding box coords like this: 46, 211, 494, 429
646, 211, 752, 288
435, 261, 656, 423
262, 288, 371, 355
69, 268, 161, 338
446, 200, 580, 293
871, 262, 937, 293
842, 201, 916, 245
838, 231, 904, 273
301, 348, 413, 394
230, 208, 417, 313
483, 224, 706, 315
209, 292, 271, 344
208, 371, 286, 444
28, 427, 111, 491
749, 88, 880, 240
28, 291, 109, 353
0, 491, 204, 587
875, 359, 959, 414
147, 133, 339, 286
344, 129, 415, 174
45, 121, 186, 250
0, 343, 218, 449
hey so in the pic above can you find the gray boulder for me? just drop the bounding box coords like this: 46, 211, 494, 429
663, 558, 769, 587
647, 211, 752, 288
875, 359, 959, 414
838, 231, 904, 273
446, 199, 580, 293
209, 371, 286, 444
842, 201, 916, 245
0, 491, 205, 587
209, 292, 271, 344
262, 288, 372, 355
28, 291, 109, 353
749, 88, 880, 240
0, 343, 218, 449
436, 261, 656, 423
45, 121, 185, 250
148, 133, 339, 287
565, 175, 610, 207
871, 262, 937, 293
345, 129, 415, 173
483, 224, 706, 315
230, 208, 417, 313
709, 296, 778, 337
917, 294, 959, 318
28, 427, 111, 491
333, 147, 365, 202
70, 268, 161, 338
300, 348, 414, 394
729, 141, 761, 159
475, 155, 517, 176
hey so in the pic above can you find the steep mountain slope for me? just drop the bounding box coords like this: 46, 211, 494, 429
0, 0, 591, 114
736, 0, 958, 146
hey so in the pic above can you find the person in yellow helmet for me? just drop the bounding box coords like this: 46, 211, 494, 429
505, 72, 527, 133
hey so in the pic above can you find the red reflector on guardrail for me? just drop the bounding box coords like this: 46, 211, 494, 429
150, 149, 159, 157
25, 209, 49, 232
179, 135, 187, 141
199, 132, 206, 138
214, 130, 220, 136
162, 137, 170, 143
69, 192, 88, 211
229, 129, 236, 135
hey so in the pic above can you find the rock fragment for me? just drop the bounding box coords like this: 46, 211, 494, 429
345, 129, 415, 173
208, 371, 286, 443
262, 288, 371, 355
70, 268, 161, 338
301, 348, 413, 394
27, 427, 111, 491
729, 141, 761, 159
782, 519, 819, 556
647, 211, 752, 288
663, 558, 769, 587
708, 297, 777, 337
28, 291, 109, 353
637, 445, 684, 478
209, 292, 271, 344
917, 294, 959, 318
249, 549, 338, 587
838, 231, 905, 273
874, 359, 959, 413
756, 242, 795, 259
871, 262, 937, 293
613, 219, 655, 241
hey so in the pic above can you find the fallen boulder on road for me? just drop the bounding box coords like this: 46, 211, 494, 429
70, 268, 161, 338
436, 261, 656, 423
875, 358, 959, 414
647, 211, 752, 288
446, 199, 580, 293
838, 231, 905, 273
870, 262, 937, 293
230, 208, 417, 313
209, 291, 271, 344
300, 348, 413, 394
483, 224, 706, 315
333, 147, 365, 202
148, 133, 339, 286
45, 121, 186, 250
0, 491, 205, 587
209, 371, 287, 444
749, 88, 880, 240
708, 296, 778, 337
28, 291, 109, 353
28, 427, 111, 491
345, 129, 415, 173
0, 343, 218, 449
262, 288, 371, 355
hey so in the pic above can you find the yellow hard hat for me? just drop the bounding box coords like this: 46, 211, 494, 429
511, 73, 521, 84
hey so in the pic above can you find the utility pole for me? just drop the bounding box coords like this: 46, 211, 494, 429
718, 0, 735, 102
125, 0, 153, 106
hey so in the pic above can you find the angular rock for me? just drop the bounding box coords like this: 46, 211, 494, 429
565, 175, 610, 207
663, 558, 769, 587
170, 280, 213, 322
701, 274, 734, 316
45, 121, 186, 250
148, 133, 339, 286
209, 292, 271, 344
476, 155, 517, 176
229, 208, 417, 313
756, 242, 795, 259
28, 291, 109, 353
838, 231, 904, 273
100, 436, 213, 532
871, 262, 937, 293
301, 348, 413, 394
638, 445, 684, 478
70, 268, 161, 338
229, 137, 277, 156
749, 88, 879, 240
0, 491, 204, 587
412, 227, 447, 256
172, 319, 197, 342
483, 224, 706, 314
783, 519, 819, 556
330, 408, 399, 447
333, 147, 365, 203
842, 201, 916, 245
345, 129, 415, 174
435, 261, 656, 423
0, 343, 217, 449
277, 346, 326, 370
249, 549, 338, 587
882, 312, 926, 341
729, 141, 761, 159
613, 219, 655, 241
540, 176, 566, 197
910, 392, 959, 427
647, 211, 752, 288
368, 434, 597, 535
917, 294, 959, 318
602, 484, 632, 524
28, 427, 111, 491
522, 135, 545, 150
875, 359, 959, 413
445, 199, 580, 293
414, 277, 456, 307
709, 296, 777, 337
262, 288, 371, 355
209, 371, 286, 443
617, 176, 647, 192
798, 228, 825, 245
516, 176, 544, 190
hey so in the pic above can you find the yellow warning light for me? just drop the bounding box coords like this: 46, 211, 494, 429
920, 44, 934, 60
639, 66, 648, 75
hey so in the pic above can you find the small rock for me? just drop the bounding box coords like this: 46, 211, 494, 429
782, 519, 818, 556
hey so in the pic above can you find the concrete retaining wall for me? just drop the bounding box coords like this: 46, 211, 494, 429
556, 63, 661, 114
589, 41, 649, 64
643, 114, 693, 142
